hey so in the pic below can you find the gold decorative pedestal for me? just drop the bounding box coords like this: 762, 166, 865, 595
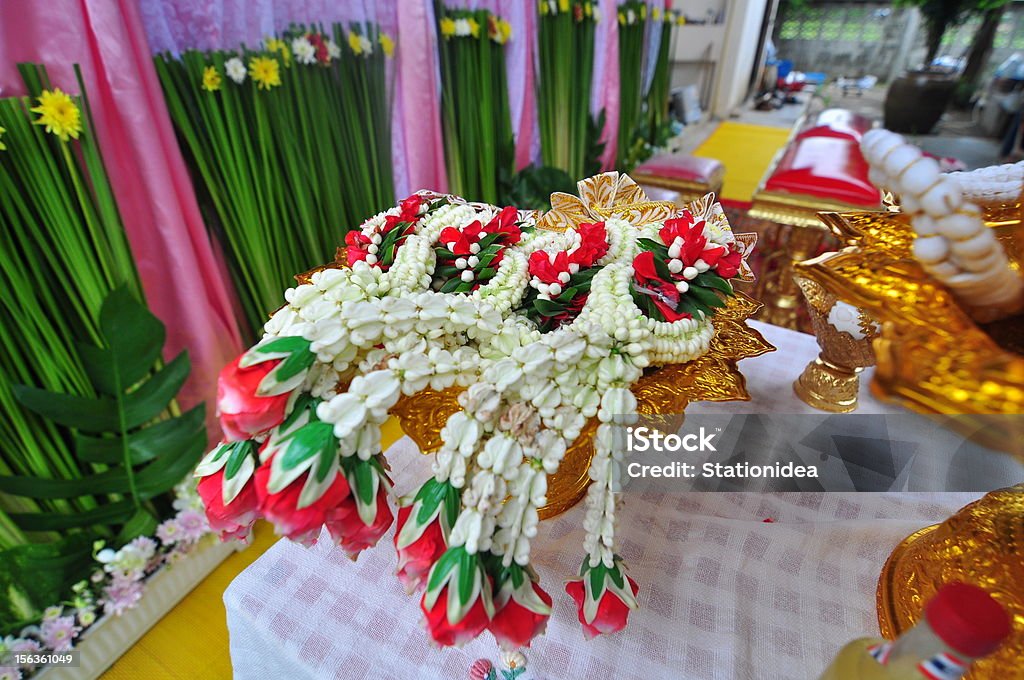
877, 485, 1024, 679
793, 209, 1024, 458
792, 277, 878, 412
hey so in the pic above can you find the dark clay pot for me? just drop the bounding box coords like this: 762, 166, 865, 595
884, 71, 957, 134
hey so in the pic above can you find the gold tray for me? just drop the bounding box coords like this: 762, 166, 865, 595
876, 485, 1024, 679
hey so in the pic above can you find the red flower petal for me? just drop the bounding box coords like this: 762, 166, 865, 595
489, 582, 552, 649
254, 457, 350, 543
394, 505, 448, 593
197, 467, 259, 542
217, 355, 290, 441
422, 586, 491, 647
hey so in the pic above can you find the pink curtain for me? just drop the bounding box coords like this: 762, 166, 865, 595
0, 0, 244, 437
395, 0, 448, 192
593, 0, 621, 170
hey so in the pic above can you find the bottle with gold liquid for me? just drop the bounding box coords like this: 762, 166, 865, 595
818, 582, 1010, 680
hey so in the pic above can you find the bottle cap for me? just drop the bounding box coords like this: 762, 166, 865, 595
924, 582, 1011, 659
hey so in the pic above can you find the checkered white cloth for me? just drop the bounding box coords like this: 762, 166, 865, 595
223, 324, 980, 679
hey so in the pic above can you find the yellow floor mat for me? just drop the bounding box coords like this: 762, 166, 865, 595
693, 122, 791, 204
101, 418, 406, 679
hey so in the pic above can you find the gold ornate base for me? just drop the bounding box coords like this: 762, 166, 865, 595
877, 485, 1024, 679
793, 357, 863, 413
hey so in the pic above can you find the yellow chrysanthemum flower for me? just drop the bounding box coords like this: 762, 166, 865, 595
379, 33, 396, 58
653, 7, 661, 20
584, 2, 593, 17
265, 37, 292, 67
539, 0, 549, 16
440, 17, 456, 36
347, 31, 363, 55
677, 14, 686, 26
248, 56, 281, 90
499, 19, 513, 43
467, 18, 480, 38
30, 89, 82, 142
618, 11, 625, 25
558, 0, 570, 12
0, 125, 6, 151
202, 66, 222, 92
640, 4, 646, 19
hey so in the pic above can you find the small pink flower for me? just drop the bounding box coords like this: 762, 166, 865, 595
0, 665, 23, 680
176, 510, 208, 543
39, 616, 80, 652
8, 639, 39, 654
156, 518, 182, 546
102, 577, 144, 616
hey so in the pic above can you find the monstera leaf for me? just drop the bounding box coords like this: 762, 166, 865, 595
0, 286, 206, 538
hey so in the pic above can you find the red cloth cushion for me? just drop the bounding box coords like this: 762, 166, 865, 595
802, 108, 874, 141
796, 124, 861, 142
634, 153, 723, 184
764, 136, 881, 207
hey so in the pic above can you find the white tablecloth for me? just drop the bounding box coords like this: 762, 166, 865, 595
223, 323, 983, 680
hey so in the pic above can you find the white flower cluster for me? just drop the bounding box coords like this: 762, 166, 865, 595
862, 129, 1024, 310
245, 192, 734, 573
583, 388, 637, 568
291, 37, 317, 65
225, 57, 246, 84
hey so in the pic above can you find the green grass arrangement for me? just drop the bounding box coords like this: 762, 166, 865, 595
644, 6, 680, 148
0, 65, 204, 629
537, 0, 600, 180
436, 5, 515, 204
155, 23, 396, 335
616, 0, 648, 171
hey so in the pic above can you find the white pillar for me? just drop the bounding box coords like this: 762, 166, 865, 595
711, 0, 770, 117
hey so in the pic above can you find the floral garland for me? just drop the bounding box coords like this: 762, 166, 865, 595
196, 186, 751, 650
0, 482, 214, 680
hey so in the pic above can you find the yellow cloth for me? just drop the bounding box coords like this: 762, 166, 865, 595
693, 122, 791, 204
101, 418, 409, 679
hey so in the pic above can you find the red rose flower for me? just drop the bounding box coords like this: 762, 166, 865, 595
217, 355, 292, 441
489, 579, 552, 650
483, 206, 522, 244
632, 251, 689, 322
528, 250, 570, 284
422, 584, 491, 647
197, 467, 259, 542
254, 457, 350, 544
327, 484, 394, 558
660, 213, 726, 267
394, 505, 448, 593
570, 221, 609, 268
345, 230, 372, 265
439, 221, 484, 256
307, 33, 329, 64
715, 245, 743, 279
565, 572, 640, 639
399, 194, 425, 220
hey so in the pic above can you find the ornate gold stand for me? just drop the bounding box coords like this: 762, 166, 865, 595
792, 277, 878, 412
877, 485, 1024, 679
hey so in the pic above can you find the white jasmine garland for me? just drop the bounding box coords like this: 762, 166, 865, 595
221, 189, 748, 634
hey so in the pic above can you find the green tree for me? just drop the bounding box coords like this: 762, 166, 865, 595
896, 0, 1011, 64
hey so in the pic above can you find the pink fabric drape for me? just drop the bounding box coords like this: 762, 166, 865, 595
395, 0, 448, 192
0, 0, 243, 436
593, 0, 620, 170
